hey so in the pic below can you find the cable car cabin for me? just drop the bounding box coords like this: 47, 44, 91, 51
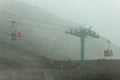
104, 48, 113, 57
11, 32, 22, 40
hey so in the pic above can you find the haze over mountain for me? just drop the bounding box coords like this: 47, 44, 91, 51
0, 0, 120, 60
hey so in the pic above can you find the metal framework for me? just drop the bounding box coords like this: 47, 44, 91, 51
66, 26, 100, 61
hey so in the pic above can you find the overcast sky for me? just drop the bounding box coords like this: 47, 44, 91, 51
20, 0, 120, 46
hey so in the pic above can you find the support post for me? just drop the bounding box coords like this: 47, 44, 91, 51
66, 26, 99, 61
81, 37, 85, 61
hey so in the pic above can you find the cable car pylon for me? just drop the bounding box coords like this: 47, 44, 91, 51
66, 25, 100, 61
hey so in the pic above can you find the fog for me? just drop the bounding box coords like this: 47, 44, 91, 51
20, 0, 120, 46
1, 1, 120, 80
0, 0, 120, 60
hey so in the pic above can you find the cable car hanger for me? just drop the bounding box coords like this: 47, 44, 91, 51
11, 21, 22, 40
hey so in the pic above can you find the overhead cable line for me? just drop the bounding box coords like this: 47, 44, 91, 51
0, 18, 66, 33
0, 9, 74, 29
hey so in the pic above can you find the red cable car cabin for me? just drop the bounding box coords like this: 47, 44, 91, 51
11, 32, 22, 40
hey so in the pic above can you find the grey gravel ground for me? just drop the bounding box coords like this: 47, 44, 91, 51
1, 42, 120, 80
0, 43, 54, 80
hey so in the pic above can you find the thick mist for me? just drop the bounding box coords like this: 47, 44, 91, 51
20, 0, 120, 46
0, 0, 120, 60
